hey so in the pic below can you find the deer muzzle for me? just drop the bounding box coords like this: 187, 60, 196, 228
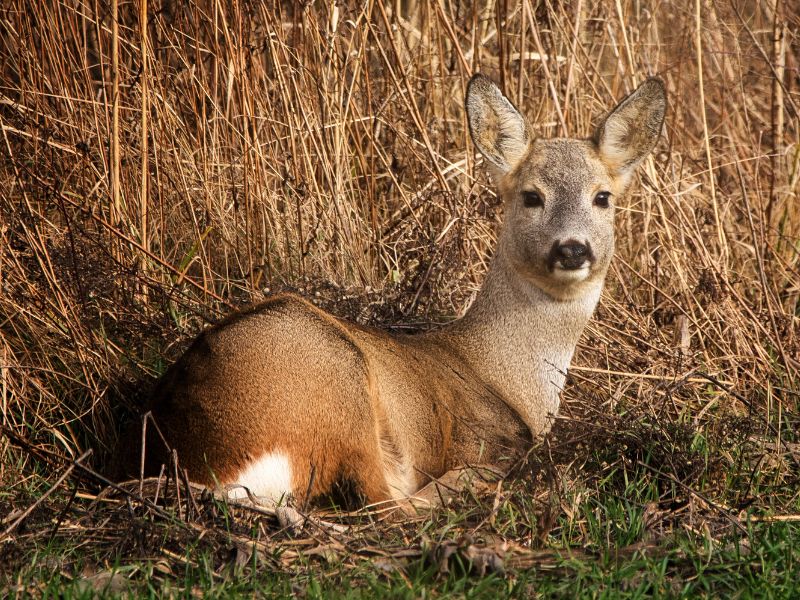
548, 239, 594, 271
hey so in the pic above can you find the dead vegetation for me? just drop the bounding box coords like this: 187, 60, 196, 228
0, 0, 798, 594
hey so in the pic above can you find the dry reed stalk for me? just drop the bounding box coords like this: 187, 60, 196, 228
694, 0, 726, 267
768, 2, 785, 227
138, 0, 149, 302
111, 0, 121, 230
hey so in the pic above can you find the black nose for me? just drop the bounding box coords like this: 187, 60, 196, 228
549, 240, 593, 270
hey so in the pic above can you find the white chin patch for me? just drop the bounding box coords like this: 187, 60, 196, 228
226, 451, 293, 504
552, 264, 591, 282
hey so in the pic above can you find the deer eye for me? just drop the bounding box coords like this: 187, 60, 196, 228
522, 191, 544, 208
594, 191, 612, 208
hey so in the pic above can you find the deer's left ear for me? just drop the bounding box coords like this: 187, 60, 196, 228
594, 78, 666, 176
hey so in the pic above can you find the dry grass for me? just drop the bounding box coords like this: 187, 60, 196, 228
0, 0, 798, 594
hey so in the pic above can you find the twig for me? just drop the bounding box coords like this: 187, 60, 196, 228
0, 423, 187, 528
747, 514, 800, 523
637, 460, 748, 535
697, 372, 800, 469
1, 449, 91, 542
47, 482, 79, 544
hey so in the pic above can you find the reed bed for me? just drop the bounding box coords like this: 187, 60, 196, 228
0, 0, 798, 594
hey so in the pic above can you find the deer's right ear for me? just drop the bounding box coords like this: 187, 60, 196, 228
466, 74, 531, 174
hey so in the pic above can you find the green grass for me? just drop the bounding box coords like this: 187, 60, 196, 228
4, 383, 796, 599
7, 400, 796, 598
7, 519, 799, 598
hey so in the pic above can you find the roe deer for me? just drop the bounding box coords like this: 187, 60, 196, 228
127, 75, 666, 506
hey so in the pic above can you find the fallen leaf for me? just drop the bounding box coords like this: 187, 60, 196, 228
304, 541, 345, 562
75, 571, 129, 596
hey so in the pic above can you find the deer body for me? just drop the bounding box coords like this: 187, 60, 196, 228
133, 75, 666, 506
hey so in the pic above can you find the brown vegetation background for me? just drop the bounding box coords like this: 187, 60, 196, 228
0, 0, 797, 494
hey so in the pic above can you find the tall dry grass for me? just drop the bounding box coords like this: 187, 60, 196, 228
0, 0, 797, 487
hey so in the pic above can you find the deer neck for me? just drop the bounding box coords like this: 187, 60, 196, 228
442, 252, 603, 435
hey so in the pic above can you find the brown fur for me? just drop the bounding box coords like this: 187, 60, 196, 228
119, 75, 666, 506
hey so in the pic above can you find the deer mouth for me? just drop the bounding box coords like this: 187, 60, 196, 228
551, 264, 591, 283
556, 256, 591, 270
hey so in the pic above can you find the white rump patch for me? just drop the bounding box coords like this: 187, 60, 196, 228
226, 452, 293, 504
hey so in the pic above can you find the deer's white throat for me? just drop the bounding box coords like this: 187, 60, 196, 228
445, 265, 603, 433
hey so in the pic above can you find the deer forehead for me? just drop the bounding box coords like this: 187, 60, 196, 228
512, 139, 612, 196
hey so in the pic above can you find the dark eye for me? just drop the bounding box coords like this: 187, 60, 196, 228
522, 191, 544, 208
594, 191, 612, 208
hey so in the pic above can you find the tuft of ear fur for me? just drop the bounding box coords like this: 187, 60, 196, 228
465, 74, 531, 174
594, 78, 666, 176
